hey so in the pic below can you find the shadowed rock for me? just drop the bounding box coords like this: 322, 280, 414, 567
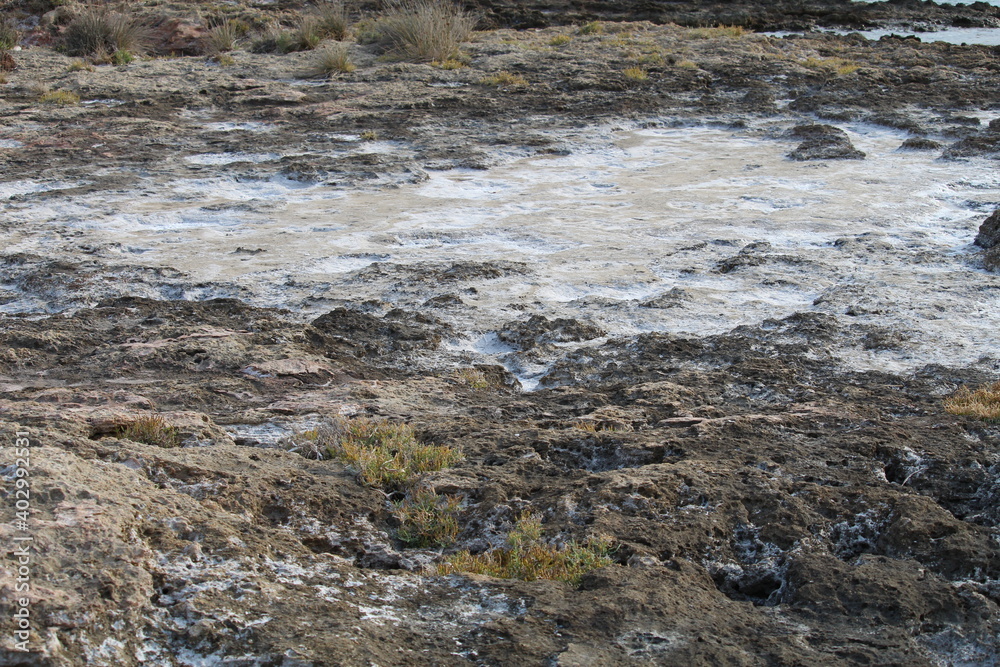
786, 124, 865, 161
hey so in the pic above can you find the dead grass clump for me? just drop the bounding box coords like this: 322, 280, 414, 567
376, 0, 475, 62
801, 56, 859, 76
944, 383, 1000, 421
62, 9, 146, 58
252, 16, 326, 54
393, 487, 462, 547
687, 25, 747, 39
114, 415, 181, 447
440, 514, 615, 583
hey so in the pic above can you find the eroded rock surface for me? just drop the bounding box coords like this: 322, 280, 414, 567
1, 0, 999, 664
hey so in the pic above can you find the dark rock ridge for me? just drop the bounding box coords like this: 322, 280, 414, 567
976, 208, 1000, 270
786, 124, 866, 161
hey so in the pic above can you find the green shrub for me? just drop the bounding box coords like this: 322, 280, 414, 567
394, 487, 462, 547
440, 514, 615, 583
549, 34, 571, 47
287, 417, 461, 489
578, 21, 602, 36
0, 20, 19, 50
62, 9, 145, 58
376, 0, 475, 62
111, 49, 133, 66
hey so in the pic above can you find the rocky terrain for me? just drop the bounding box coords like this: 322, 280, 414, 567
1, 0, 1000, 665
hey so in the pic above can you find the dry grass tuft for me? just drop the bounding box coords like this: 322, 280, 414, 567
376, 0, 475, 62
440, 514, 615, 583
114, 415, 181, 447
205, 19, 247, 54
578, 21, 602, 36
314, 1, 351, 41
549, 34, 572, 47
944, 383, 1000, 421
687, 25, 747, 39
801, 56, 859, 76
62, 9, 146, 58
305, 43, 356, 77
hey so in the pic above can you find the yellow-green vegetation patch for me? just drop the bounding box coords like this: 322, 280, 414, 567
360, 129, 379, 140
451, 368, 491, 390
549, 34, 572, 47
114, 415, 182, 448
431, 58, 466, 69
801, 56, 859, 76
687, 25, 747, 39
439, 514, 615, 584
944, 382, 1000, 421
39, 90, 80, 105
328, 417, 462, 489
578, 21, 603, 36
480, 71, 528, 86
68, 59, 95, 72
393, 487, 462, 547
110, 50, 134, 66
675, 59, 699, 69
572, 421, 625, 433
623, 66, 649, 82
